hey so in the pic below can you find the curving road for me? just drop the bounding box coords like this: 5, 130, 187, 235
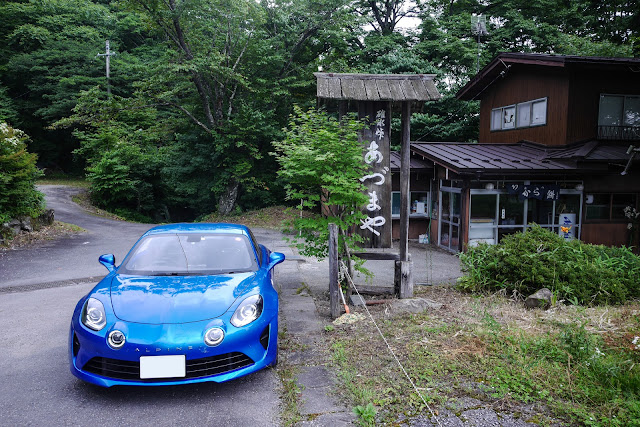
0, 185, 283, 426
0, 185, 153, 289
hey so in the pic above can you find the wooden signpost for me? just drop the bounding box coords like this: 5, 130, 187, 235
315, 73, 441, 302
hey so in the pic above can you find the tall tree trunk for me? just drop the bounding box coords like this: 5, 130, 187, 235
218, 178, 239, 215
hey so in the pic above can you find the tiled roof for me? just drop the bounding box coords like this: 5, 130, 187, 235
314, 73, 441, 102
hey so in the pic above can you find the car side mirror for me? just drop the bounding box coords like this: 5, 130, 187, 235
267, 252, 285, 270
99, 254, 116, 272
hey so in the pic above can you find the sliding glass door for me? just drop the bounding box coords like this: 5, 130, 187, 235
439, 186, 461, 252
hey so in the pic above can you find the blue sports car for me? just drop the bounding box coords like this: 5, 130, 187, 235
69, 223, 284, 387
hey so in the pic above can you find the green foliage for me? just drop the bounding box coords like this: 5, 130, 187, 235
57, 87, 167, 220
0, 122, 43, 225
272, 106, 368, 260
0, 85, 18, 124
85, 142, 161, 221
329, 300, 640, 426
458, 225, 640, 305
1, 0, 637, 219
477, 321, 640, 424
353, 402, 377, 426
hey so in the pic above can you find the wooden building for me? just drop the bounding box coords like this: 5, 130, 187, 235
405, 53, 640, 251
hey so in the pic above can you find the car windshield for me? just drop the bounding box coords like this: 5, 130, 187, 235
119, 233, 258, 276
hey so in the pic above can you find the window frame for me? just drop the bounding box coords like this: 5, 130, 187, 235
467, 182, 584, 248
391, 190, 431, 219
584, 192, 638, 223
598, 94, 640, 127
490, 97, 548, 131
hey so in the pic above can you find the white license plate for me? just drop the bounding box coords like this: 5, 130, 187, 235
140, 355, 186, 379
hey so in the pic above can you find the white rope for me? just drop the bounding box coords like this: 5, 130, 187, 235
339, 262, 442, 426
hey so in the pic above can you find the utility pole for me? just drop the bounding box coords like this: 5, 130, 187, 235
471, 15, 489, 74
97, 40, 116, 96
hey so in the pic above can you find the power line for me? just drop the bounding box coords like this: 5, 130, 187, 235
413, 63, 510, 142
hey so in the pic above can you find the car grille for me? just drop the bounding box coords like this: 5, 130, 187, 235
83, 352, 254, 382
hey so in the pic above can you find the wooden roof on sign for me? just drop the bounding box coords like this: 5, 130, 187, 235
314, 73, 441, 102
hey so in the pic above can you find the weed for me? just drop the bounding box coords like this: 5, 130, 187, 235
38, 176, 90, 187
276, 323, 303, 427
295, 283, 310, 295
278, 364, 302, 427
328, 286, 640, 425
353, 403, 377, 426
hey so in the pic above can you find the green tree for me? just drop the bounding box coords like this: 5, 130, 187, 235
122, 0, 357, 215
0, 85, 18, 125
54, 86, 169, 220
272, 107, 368, 266
354, 0, 419, 35
0, 122, 43, 225
0, 0, 160, 171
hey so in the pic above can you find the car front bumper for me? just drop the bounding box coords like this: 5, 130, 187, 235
69, 312, 278, 387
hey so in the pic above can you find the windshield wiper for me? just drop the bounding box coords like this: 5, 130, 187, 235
151, 272, 193, 276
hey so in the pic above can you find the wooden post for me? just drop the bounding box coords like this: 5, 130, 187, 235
394, 260, 414, 298
399, 102, 411, 262
395, 101, 414, 298
329, 223, 340, 319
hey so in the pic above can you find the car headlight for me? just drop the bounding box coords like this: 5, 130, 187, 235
82, 298, 106, 331
230, 295, 263, 327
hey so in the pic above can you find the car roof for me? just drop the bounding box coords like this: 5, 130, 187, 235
142, 223, 251, 237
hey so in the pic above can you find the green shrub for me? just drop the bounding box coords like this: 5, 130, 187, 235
0, 122, 43, 225
458, 225, 640, 305
86, 141, 163, 220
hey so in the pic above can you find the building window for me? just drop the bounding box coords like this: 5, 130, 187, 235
585, 193, 638, 221
391, 191, 430, 218
598, 94, 640, 140
491, 98, 547, 131
491, 105, 515, 130
468, 183, 583, 248
469, 194, 497, 246
517, 98, 547, 127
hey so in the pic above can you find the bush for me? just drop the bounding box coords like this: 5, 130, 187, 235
458, 225, 640, 305
86, 142, 163, 220
272, 107, 368, 260
0, 122, 43, 225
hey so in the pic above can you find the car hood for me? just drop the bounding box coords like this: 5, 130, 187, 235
109, 272, 256, 324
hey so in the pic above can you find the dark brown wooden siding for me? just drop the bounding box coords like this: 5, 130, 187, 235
479, 68, 570, 146
391, 218, 430, 239
582, 223, 630, 247
391, 172, 431, 192
583, 173, 640, 193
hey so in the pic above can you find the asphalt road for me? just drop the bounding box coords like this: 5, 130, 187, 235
0, 185, 152, 288
0, 186, 282, 426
